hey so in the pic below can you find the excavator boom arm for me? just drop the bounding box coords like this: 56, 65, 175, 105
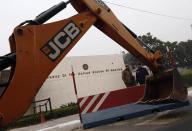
0, 11, 97, 127
71, 0, 163, 72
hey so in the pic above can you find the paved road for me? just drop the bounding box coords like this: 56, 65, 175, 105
11, 91, 192, 131
83, 105, 192, 131
10, 114, 81, 131
82, 91, 192, 131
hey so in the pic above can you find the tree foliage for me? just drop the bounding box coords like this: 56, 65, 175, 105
123, 33, 192, 68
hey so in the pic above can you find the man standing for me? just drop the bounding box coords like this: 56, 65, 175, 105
122, 65, 135, 87
136, 64, 149, 85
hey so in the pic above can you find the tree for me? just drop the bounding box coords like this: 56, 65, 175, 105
122, 33, 192, 69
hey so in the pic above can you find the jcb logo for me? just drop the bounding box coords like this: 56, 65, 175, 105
41, 21, 81, 61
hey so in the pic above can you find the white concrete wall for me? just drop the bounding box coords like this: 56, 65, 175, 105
35, 54, 126, 109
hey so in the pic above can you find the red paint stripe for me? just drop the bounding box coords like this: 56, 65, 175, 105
78, 85, 145, 114
80, 96, 94, 113
99, 85, 144, 110
87, 93, 105, 113
78, 98, 83, 104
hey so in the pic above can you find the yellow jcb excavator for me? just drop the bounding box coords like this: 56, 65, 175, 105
0, 0, 188, 127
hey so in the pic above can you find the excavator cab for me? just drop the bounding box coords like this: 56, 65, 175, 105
0, 0, 188, 127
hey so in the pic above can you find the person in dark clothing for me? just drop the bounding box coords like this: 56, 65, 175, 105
136, 65, 149, 85
122, 65, 136, 87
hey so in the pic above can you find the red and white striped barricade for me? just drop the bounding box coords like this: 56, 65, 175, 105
77, 85, 145, 128
78, 85, 144, 115
77, 85, 189, 129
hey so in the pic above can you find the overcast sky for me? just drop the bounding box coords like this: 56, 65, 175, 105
0, 0, 192, 56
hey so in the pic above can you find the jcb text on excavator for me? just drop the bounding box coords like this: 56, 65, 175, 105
41, 22, 81, 61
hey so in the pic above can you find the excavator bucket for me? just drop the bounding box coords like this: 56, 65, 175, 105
140, 68, 188, 104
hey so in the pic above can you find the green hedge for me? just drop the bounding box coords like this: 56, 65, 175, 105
4, 105, 78, 130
